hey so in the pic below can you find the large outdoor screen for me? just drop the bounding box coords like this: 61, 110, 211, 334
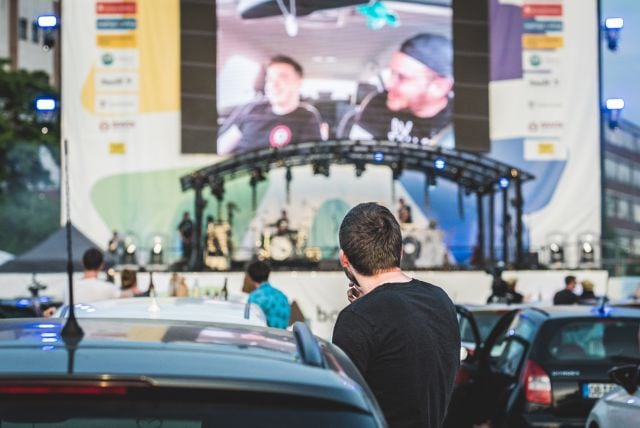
215, 0, 453, 156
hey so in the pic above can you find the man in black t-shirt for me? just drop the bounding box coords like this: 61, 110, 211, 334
332, 203, 460, 428
347, 34, 453, 147
553, 275, 579, 305
217, 55, 323, 155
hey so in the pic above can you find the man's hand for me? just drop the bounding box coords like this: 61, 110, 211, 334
347, 283, 363, 303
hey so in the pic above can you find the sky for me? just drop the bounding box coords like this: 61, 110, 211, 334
601, 0, 640, 126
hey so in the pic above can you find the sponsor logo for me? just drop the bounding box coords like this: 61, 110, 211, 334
528, 100, 563, 109
97, 33, 137, 48
96, 72, 138, 91
522, 34, 564, 49
96, 18, 137, 30
99, 120, 136, 132
101, 53, 114, 66
522, 4, 563, 18
530, 54, 542, 67
527, 77, 560, 87
96, 95, 138, 114
269, 125, 292, 148
96, 2, 137, 15
528, 121, 564, 133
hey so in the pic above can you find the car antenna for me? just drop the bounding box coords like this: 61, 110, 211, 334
61, 139, 84, 342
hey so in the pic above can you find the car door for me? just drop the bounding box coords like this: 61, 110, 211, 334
470, 309, 524, 426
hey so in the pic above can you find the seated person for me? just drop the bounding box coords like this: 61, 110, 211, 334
346, 33, 453, 147
217, 55, 323, 155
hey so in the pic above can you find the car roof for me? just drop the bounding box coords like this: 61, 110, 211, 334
58, 297, 267, 326
523, 305, 640, 319
0, 317, 371, 412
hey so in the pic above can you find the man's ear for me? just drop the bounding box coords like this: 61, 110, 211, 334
339, 249, 349, 268
429, 76, 453, 98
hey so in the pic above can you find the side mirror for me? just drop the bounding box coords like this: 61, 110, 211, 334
608, 364, 639, 395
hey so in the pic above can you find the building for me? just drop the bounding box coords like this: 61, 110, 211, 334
0, 0, 58, 86
602, 119, 640, 274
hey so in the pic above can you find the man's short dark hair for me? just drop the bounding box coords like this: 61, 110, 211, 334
247, 260, 271, 283
339, 203, 402, 276
83, 248, 104, 271
565, 275, 577, 286
269, 55, 303, 77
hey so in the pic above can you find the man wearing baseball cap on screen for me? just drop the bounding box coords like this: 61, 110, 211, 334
348, 33, 454, 147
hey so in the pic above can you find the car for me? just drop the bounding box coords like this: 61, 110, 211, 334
457, 304, 529, 361
448, 305, 640, 427
56, 297, 268, 326
0, 317, 386, 427
586, 363, 640, 428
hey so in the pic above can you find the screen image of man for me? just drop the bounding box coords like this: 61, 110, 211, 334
217, 55, 323, 155
347, 34, 453, 147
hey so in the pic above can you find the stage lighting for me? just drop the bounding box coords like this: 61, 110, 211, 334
312, 160, 329, 177
150, 236, 164, 265
604, 17, 623, 51
35, 97, 56, 111
546, 233, 566, 267
373, 151, 385, 163
499, 177, 510, 189
604, 98, 624, 129
37, 15, 58, 29
123, 236, 138, 265
434, 158, 445, 170
578, 233, 597, 266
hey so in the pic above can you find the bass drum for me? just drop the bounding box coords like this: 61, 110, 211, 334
269, 235, 294, 261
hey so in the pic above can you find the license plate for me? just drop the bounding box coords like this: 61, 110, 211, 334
582, 383, 616, 399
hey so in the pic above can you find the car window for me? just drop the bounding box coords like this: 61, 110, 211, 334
544, 320, 640, 361
466, 312, 505, 342
494, 339, 527, 377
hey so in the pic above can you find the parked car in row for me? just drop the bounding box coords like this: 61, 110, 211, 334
0, 317, 386, 427
586, 363, 640, 428
56, 296, 268, 326
448, 305, 640, 427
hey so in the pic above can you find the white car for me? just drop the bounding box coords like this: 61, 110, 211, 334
57, 297, 267, 326
586, 364, 640, 428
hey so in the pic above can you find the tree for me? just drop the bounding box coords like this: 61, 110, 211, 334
0, 58, 59, 190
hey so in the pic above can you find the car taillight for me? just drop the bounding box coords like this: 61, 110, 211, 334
0, 385, 127, 395
522, 360, 552, 405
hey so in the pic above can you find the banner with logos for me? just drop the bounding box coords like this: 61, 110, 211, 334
56, 0, 600, 269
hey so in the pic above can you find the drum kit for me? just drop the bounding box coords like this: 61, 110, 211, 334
257, 219, 321, 263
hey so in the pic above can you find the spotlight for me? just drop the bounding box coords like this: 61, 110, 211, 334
434, 158, 446, 170
373, 151, 385, 163
123, 236, 138, 265
37, 15, 58, 29
546, 233, 566, 267
312, 160, 330, 177
499, 177, 510, 189
604, 98, 624, 129
150, 236, 164, 265
578, 233, 597, 266
603, 17, 623, 51
35, 97, 56, 111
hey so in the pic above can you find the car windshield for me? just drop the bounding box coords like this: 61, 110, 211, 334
543, 319, 640, 362
460, 311, 505, 343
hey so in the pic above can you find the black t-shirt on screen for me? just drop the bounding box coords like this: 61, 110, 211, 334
354, 92, 452, 145
332, 279, 460, 428
218, 100, 322, 154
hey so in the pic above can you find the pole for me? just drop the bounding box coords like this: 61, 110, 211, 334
476, 193, 485, 266
489, 189, 495, 262
515, 178, 524, 268
502, 187, 509, 265
193, 177, 206, 271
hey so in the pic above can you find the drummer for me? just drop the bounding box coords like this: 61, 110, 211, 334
274, 210, 291, 236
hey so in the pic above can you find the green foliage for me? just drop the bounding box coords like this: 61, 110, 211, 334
0, 58, 59, 187
0, 190, 59, 254
0, 58, 60, 254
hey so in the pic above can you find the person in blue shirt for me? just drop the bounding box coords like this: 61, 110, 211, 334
243, 260, 290, 329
